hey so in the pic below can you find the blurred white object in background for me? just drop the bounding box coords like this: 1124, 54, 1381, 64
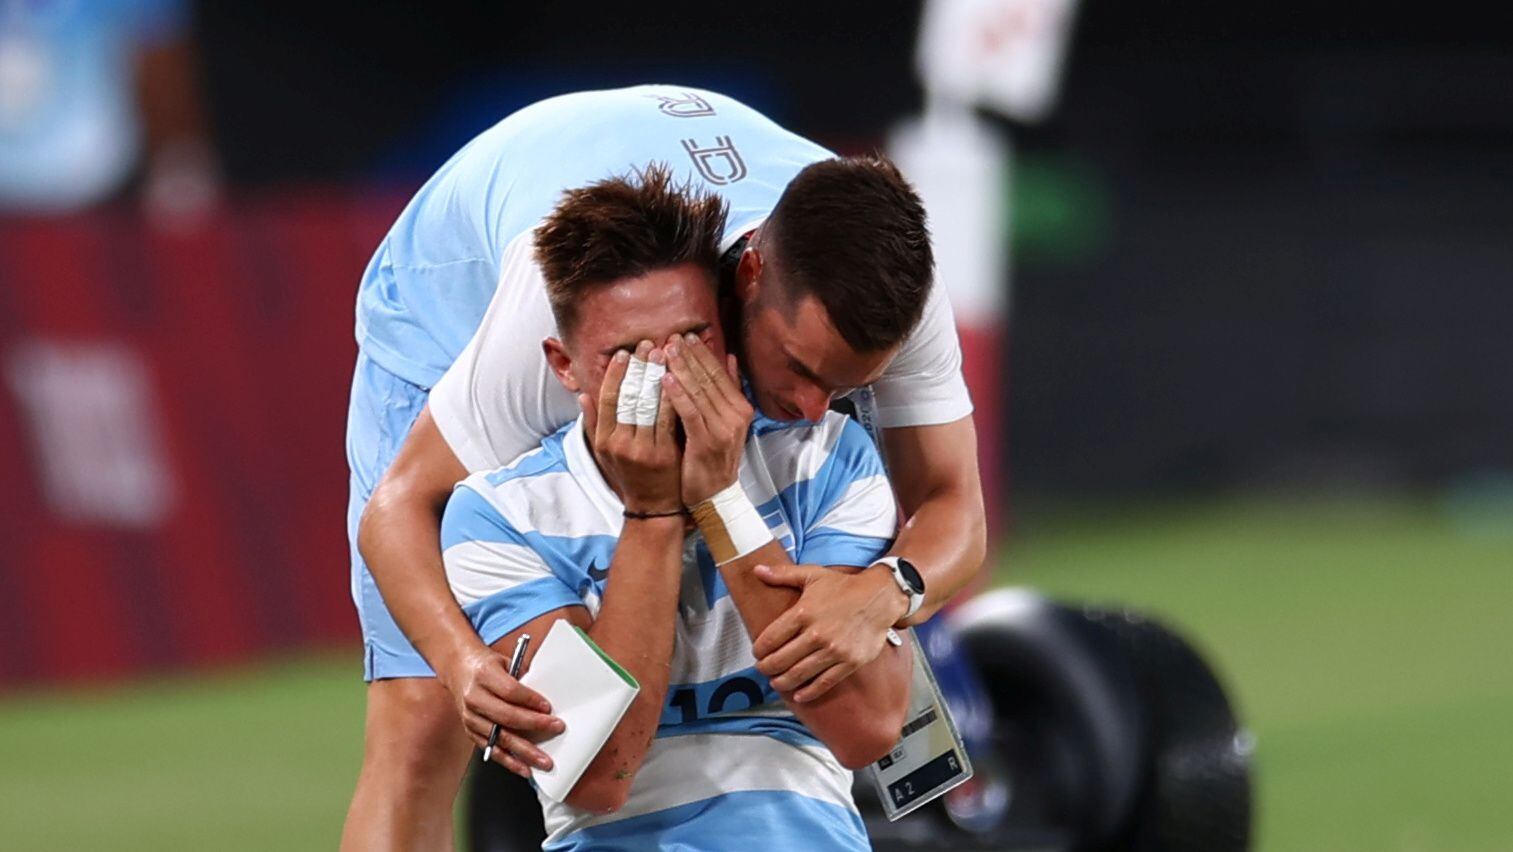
916, 0, 1079, 124
892, 0, 1079, 533
890, 107, 1011, 324
899, 0, 1080, 329
5, 340, 175, 528
889, 106, 1013, 537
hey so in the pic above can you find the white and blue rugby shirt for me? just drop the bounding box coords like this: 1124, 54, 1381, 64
441, 411, 898, 851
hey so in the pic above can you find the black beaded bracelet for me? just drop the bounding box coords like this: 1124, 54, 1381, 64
623, 508, 686, 519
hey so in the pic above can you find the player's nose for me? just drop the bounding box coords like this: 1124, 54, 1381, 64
794, 386, 830, 422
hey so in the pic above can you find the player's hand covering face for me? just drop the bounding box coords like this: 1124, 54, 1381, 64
579, 339, 681, 515
545, 262, 729, 510
662, 332, 754, 505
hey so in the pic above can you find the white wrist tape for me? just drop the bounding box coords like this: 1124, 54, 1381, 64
614, 356, 663, 426
690, 481, 773, 565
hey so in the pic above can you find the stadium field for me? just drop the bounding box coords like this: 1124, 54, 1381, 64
1, 495, 1508, 850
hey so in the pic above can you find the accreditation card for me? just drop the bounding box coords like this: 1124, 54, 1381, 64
840, 388, 974, 818
865, 630, 973, 820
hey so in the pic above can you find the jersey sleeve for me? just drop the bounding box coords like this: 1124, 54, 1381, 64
869, 284, 975, 429
427, 229, 580, 473
794, 419, 899, 568
442, 480, 586, 645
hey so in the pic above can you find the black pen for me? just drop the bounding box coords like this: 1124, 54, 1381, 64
482, 633, 532, 764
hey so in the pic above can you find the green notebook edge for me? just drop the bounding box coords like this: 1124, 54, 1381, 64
571, 625, 640, 690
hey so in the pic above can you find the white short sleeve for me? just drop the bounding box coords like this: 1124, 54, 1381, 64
869, 284, 974, 428
428, 230, 580, 472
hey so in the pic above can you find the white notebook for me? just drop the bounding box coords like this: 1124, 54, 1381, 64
520, 619, 641, 803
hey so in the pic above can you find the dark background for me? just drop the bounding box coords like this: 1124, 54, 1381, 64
196, 1, 1513, 496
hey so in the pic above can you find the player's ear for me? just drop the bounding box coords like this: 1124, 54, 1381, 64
735, 245, 763, 304
542, 337, 579, 393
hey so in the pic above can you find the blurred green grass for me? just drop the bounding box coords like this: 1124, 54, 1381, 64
0, 654, 364, 850
0, 494, 1509, 850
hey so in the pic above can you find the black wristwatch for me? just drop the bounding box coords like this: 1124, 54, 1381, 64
873, 556, 926, 620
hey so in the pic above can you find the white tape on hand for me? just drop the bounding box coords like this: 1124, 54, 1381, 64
616, 356, 647, 425
636, 361, 666, 427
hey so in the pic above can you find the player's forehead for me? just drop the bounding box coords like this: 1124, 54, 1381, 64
575, 263, 719, 353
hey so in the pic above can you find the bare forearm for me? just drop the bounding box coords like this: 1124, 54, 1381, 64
883, 417, 989, 625
717, 541, 800, 632
889, 484, 987, 625
571, 518, 684, 808
359, 492, 486, 673
719, 542, 911, 765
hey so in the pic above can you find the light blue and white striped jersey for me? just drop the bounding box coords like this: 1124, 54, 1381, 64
355, 85, 832, 390
441, 411, 898, 851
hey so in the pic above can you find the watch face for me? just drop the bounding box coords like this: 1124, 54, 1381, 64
896, 558, 925, 594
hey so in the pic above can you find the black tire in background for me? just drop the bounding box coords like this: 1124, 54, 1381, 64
1083, 608, 1254, 852
946, 590, 1149, 851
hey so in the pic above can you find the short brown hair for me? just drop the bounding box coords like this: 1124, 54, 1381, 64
765, 156, 933, 352
535, 163, 728, 335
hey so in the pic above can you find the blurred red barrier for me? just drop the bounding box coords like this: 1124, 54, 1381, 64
0, 192, 404, 689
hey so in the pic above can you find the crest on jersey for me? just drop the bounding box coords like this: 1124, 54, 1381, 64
682, 136, 747, 186
648, 91, 716, 117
